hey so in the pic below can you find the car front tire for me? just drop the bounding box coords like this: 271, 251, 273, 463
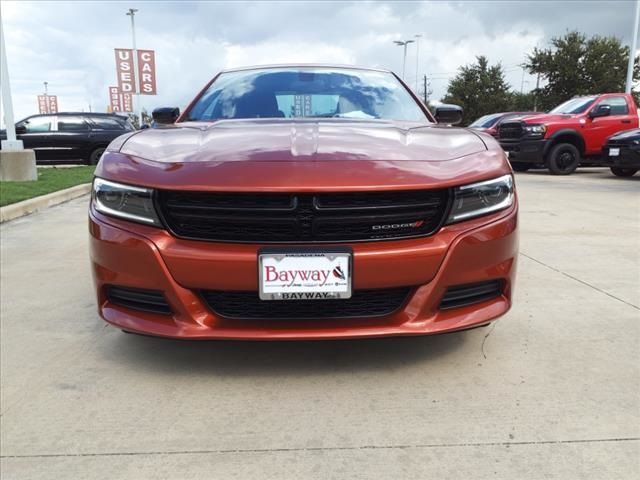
610, 167, 638, 177
547, 143, 580, 175
89, 147, 106, 165
511, 163, 532, 172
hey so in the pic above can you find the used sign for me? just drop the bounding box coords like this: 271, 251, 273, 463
114, 48, 136, 94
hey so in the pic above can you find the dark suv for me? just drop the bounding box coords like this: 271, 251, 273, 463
1, 112, 134, 164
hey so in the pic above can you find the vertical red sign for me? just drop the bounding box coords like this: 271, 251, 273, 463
114, 48, 135, 94
38, 95, 48, 114
109, 86, 122, 112
122, 92, 133, 112
136, 50, 157, 95
48, 96, 58, 113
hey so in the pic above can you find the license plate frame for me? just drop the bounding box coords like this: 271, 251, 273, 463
258, 248, 353, 301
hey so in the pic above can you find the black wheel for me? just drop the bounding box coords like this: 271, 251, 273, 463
511, 163, 532, 172
88, 147, 106, 165
547, 143, 580, 175
610, 167, 638, 177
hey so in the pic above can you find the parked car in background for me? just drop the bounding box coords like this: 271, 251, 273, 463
89, 64, 518, 340
469, 111, 538, 137
604, 128, 640, 177
0, 112, 134, 164
497, 93, 639, 174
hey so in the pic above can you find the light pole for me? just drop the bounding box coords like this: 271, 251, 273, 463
414, 34, 422, 92
126, 8, 142, 127
393, 40, 414, 80
43, 81, 48, 113
625, 0, 640, 93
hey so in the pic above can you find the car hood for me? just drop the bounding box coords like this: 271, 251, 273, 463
116, 119, 487, 163
98, 123, 508, 192
514, 113, 573, 124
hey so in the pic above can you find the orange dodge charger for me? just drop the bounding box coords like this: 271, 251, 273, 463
89, 65, 518, 340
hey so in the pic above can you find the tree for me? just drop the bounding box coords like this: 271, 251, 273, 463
526, 31, 639, 111
126, 109, 153, 129
442, 56, 513, 125
509, 91, 536, 111
126, 113, 139, 129
141, 108, 153, 126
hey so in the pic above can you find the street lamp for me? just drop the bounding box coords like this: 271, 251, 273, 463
126, 8, 142, 127
625, 0, 640, 93
414, 34, 422, 92
393, 39, 415, 80
43, 81, 48, 112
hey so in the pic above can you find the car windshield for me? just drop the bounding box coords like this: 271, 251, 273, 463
185, 67, 429, 122
469, 113, 503, 128
550, 97, 596, 114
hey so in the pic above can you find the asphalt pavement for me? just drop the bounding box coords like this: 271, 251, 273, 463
1, 168, 638, 479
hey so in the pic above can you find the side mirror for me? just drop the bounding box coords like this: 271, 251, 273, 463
152, 107, 180, 125
434, 104, 463, 125
15, 125, 27, 134
589, 104, 611, 119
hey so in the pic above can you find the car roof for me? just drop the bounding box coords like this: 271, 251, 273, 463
18, 112, 130, 124
219, 64, 392, 74
42, 112, 127, 117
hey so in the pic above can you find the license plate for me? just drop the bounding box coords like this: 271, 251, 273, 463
258, 250, 352, 301
609, 148, 620, 157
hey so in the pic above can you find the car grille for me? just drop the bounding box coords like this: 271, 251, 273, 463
498, 122, 524, 140
156, 190, 450, 243
605, 139, 627, 147
200, 288, 412, 320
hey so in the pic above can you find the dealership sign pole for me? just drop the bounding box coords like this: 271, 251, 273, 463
126, 8, 142, 126
115, 9, 156, 127
43, 81, 48, 113
626, 0, 640, 93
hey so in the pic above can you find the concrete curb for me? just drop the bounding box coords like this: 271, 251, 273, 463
1, 183, 91, 223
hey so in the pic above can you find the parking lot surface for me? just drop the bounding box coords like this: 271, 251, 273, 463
1, 169, 638, 479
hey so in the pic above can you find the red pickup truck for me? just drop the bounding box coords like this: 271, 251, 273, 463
498, 93, 639, 174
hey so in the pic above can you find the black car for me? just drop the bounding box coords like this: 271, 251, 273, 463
0, 112, 134, 164
605, 128, 640, 177
468, 111, 538, 137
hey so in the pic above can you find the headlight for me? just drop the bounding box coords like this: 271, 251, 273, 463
523, 124, 546, 136
446, 174, 514, 224
92, 178, 160, 226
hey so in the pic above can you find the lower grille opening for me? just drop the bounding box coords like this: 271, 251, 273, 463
200, 288, 412, 320
440, 280, 504, 310
106, 285, 172, 315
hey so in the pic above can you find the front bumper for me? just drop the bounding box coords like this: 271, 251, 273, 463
605, 144, 640, 168
500, 138, 548, 164
89, 204, 518, 340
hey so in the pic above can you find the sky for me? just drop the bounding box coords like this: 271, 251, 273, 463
1, 0, 638, 123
